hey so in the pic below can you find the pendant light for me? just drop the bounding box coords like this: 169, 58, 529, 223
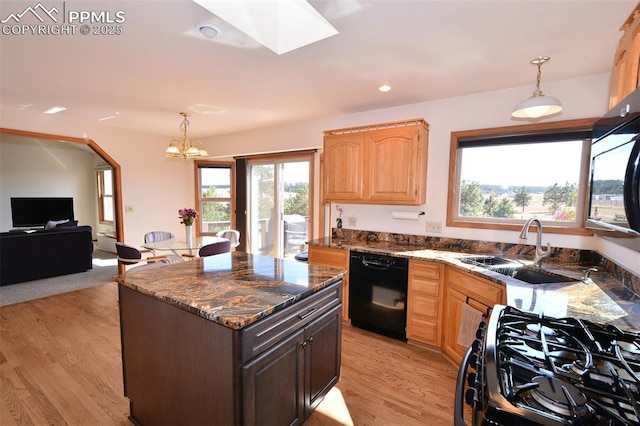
165, 112, 209, 159
512, 56, 563, 119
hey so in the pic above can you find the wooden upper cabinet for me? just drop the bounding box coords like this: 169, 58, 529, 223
610, 3, 640, 109
323, 118, 429, 205
323, 133, 365, 202
366, 126, 427, 204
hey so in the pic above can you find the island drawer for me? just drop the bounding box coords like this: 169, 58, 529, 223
239, 281, 342, 362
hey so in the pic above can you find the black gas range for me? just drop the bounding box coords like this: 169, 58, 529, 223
455, 304, 640, 425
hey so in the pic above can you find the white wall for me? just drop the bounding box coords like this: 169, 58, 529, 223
0, 108, 196, 246
0, 137, 98, 234
1, 72, 639, 275
201, 72, 640, 275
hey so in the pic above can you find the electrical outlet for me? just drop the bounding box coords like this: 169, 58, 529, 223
347, 216, 356, 227
125, 205, 134, 213
425, 221, 442, 233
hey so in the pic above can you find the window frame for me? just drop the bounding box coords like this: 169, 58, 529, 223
446, 118, 597, 235
96, 168, 114, 225
194, 160, 235, 237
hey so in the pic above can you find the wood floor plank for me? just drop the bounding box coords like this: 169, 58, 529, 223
0, 282, 458, 425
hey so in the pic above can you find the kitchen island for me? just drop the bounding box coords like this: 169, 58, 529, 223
117, 251, 345, 426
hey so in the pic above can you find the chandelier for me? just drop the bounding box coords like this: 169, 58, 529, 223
512, 56, 563, 119
165, 112, 209, 159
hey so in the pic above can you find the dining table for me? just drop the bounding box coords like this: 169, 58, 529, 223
141, 236, 230, 258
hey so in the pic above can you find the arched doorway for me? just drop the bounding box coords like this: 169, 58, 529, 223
0, 127, 125, 273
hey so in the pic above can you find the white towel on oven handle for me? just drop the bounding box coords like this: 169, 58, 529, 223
457, 302, 484, 348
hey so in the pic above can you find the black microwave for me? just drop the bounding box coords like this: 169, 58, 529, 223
588, 88, 640, 238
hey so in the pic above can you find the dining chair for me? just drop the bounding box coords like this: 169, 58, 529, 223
144, 231, 175, 243
198, 240, 232, 257
143, 231, 176, 256
216, 229, 240, 248
116, 242, 179, 270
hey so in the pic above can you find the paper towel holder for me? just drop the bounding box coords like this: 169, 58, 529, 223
391, 210, 426, 220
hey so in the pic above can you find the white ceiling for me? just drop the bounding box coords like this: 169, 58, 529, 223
0, 0, 635, 138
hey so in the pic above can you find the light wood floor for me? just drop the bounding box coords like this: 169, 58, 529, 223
0, 283, 458, 425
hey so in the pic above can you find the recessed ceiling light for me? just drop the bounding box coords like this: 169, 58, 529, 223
44, 106, 66, 114
197, 23, 221, 39
378, 85, 391, 93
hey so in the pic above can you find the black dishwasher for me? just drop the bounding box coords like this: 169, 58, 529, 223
348, 251, 408, 341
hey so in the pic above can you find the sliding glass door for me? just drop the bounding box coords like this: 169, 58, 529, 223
248, 154, 312, 259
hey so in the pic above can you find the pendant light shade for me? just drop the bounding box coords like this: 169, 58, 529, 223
512, 56, 563, 119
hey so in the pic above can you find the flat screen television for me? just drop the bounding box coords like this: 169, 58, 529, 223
10, 197, 74, 228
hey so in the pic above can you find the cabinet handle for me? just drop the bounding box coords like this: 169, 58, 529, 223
298, 307, 317, 320
465, 296, 491, 318
301, 337, 314, 350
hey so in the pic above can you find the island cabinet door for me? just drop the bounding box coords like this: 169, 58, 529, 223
242, 328, 306, 426
241, 305, 342, 425
304, 305, 342, 417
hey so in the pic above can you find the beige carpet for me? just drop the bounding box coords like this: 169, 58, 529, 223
0, 249, 118, 307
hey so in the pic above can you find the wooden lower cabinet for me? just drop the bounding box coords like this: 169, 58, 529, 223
119, 281, 342, 425
441, 267, 505, 364
308, 245, 349, 321
406, 260, 443, 346
242, 306, 342, 425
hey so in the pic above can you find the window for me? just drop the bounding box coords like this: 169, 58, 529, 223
96, 168, 114, 224
196, 162, 234, 236
447, 119, 596, 234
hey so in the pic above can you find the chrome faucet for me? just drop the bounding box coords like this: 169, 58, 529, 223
519, 218, 551, 269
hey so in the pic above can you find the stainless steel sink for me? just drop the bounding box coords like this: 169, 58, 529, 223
460, 255, 580, 285
459, 255, 523, 269
507, 267, 579, 284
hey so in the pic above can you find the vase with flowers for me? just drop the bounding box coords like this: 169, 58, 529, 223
335, 205, 343, 229
179, 208, 198, 248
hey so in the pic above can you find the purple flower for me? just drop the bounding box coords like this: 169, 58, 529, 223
178, 208, 198, 225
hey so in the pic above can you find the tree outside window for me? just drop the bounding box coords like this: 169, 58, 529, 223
448, 119, 595, 233
197, 163, 233, 235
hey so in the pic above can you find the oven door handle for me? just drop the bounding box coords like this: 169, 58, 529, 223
361, 259, 391, 270
454, 345, 475, 426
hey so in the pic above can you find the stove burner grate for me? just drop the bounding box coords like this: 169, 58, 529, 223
528, 375, 591, 418
488, 306, 640, 425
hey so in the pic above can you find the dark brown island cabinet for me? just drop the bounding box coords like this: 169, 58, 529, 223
119, 280, 342, 425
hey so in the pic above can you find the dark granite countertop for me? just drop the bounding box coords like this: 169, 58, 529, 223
308, 236, 640, 333
117, 251, 346, 330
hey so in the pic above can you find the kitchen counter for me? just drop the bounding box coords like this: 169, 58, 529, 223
117, 251, 345, 425
308, 236, 640, 332
117, 251, 346, 329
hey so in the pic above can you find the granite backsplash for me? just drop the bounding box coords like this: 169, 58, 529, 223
330, 228, 640, 296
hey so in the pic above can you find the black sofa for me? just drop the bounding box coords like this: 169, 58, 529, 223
0, 225, 93, 286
